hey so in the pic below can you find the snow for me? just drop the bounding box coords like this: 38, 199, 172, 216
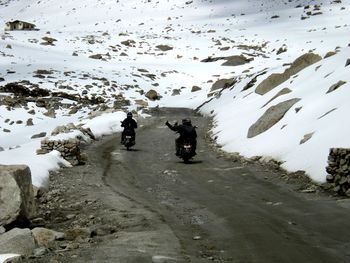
0, 254, 19, 263
0, 0, 349, 191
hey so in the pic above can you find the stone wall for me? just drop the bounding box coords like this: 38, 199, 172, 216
37, 139, 85, 166
326, 148, 350, 196
36, 124, 94, 166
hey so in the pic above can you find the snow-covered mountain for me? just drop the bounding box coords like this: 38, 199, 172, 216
0, 0, 349, 185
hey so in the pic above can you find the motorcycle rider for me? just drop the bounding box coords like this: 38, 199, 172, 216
121, 112, 137, 144
165, 118, 197, 156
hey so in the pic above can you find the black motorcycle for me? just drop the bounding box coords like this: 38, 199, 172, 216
122, 128, 135, 151
179, 139, 195, 163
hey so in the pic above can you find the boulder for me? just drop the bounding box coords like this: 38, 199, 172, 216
0, 228, 36, 255
171, 89, 181, 96
326, 80, 346, 94
31, 227, 64, 247
210, 78, 235, 92
89, 54, 103, 60
247, 98, 301, 138
221, 55, 253, 66
30, 132, 47, 139
156, 45, 173, 51
64, 227, 92, 241
299, 132, 314, 144
0, 165, 35, 227
255, 53, 322, 95
145, 89, 160, 100
191, 86, 201, 92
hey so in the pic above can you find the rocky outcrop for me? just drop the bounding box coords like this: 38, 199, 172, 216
255, 53, 322, 95
326, 148, 350, 195
0, 165, 35, 227
247, 98, 301, 138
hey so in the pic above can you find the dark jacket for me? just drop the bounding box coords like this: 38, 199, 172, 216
121, 117, 137, 130
166, 122, 197, 140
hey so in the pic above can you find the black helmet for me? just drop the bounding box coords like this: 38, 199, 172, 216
127, 112, 133, 118
182, 118, 191, 125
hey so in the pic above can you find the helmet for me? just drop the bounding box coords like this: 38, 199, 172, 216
127, 112, 133, 118
182, 118, 191, 125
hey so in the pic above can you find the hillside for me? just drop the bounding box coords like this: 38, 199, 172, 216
0, 0, 349, 185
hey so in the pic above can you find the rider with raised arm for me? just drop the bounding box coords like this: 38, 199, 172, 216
165, 118, 197, 156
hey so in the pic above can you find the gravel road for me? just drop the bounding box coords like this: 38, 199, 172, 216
25, 108, 350, 263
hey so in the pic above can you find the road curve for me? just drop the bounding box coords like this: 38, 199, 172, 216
98, 107, 350, 263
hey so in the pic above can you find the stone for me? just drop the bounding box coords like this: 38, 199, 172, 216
326, 174, 334, 183
247, 98, 301, 138
145, 89, 160, 100
210, 78, 235, 92
31, 227, 65, 247
33, 247, 47, 257
171, 89, 181, 96
345, 59, 350, 67
0, 228, 36, 255
156, 44, 173, 51
0, 165, 35, 227
89, 54, 103, 60
324, 51, 336, 58
43, 108, 56, 118
326, 80, 346, 94
221, 55, 253, 66
191, 86, 201, 92
255, 53, 322, 95
299, 132, 314, 144
31, 132, 47, 139
64, 227, 92, 241
121, 39, 136, 46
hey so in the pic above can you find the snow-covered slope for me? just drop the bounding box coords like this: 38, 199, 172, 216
0, 0, 349, 185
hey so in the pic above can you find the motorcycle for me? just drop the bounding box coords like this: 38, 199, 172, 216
122, 128, 135, 151
179, 139, 195, 163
